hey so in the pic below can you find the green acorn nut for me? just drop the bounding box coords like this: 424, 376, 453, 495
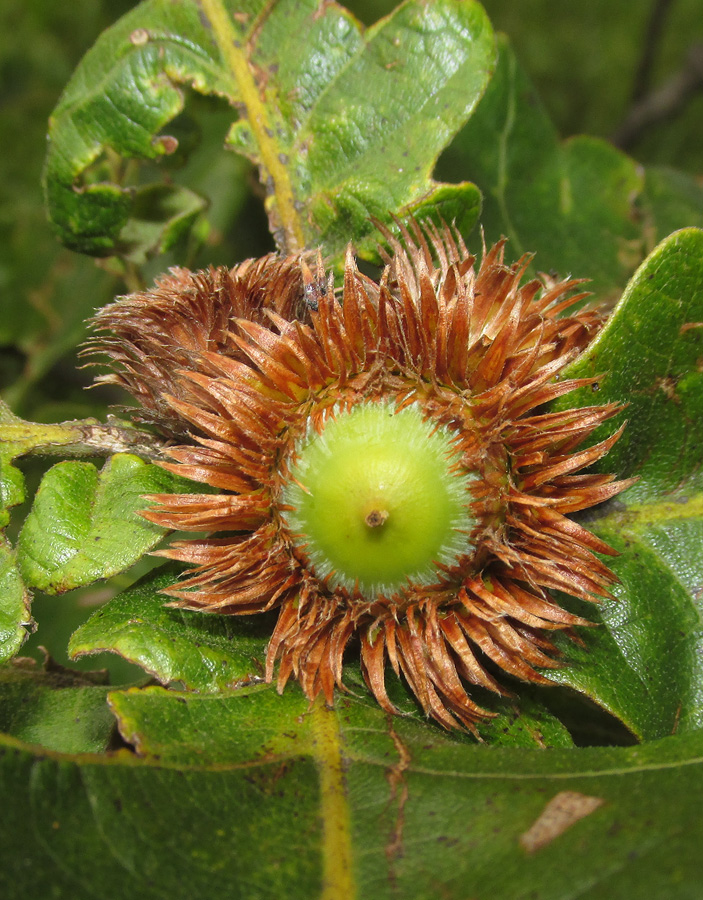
280, 400, 478, 599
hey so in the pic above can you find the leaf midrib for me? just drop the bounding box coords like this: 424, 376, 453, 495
200, 0, 305, 251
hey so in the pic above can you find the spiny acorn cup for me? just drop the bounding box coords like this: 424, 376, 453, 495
90, 223, 633, 731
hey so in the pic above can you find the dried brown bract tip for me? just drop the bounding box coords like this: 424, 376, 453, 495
88, 253, 314, 435
92, 223, 632, 731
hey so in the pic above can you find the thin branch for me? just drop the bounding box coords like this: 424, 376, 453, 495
630, 0, 677, 102
612, 43, 703, 150
0, 413, 165, 462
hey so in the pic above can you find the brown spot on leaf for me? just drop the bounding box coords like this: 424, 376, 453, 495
129, 29, 150, 46
153, 135, 179, 155
655, 375, 680, 404
520, 791, 604, 853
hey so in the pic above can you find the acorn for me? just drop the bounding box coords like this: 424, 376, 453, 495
91, 223, 632, 730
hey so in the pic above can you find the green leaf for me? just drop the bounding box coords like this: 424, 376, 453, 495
0, 407, 32, 663
540, 229, 703, 739
558, 228, 703, 496
117, 182, 208, 265
16, 453, 191, 593
0, 659, 115, 754
476, 692, 574, 747
68, 568, 270, 690
443, 36, 703, 297
44, 0, 495, 263
0, 456, 25, 531
343, 657, 575, 748
0, 538, 32, 662
544, 530, 701, 741
109, 683, 312, 764
2, 688, 703, 898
